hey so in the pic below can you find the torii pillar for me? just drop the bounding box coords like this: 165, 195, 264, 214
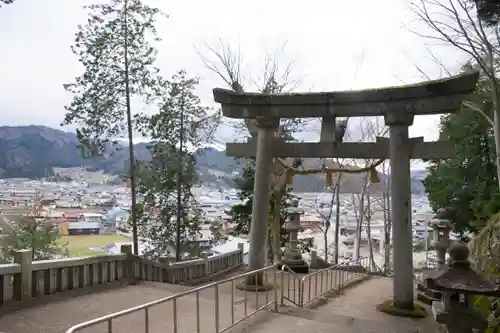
212, 71, 479, 302
244, 117, 279, 289
384, 112, 415, 309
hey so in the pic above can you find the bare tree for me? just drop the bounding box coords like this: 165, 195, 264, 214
348, 116, 388, 268
408, 0, 500, 189
351, 181, 368, 261
198, 40, 304, 264
315, 174, 342, 263
378, 159, 393, 274
333, 174, 343, 264
363, 179, 381, 271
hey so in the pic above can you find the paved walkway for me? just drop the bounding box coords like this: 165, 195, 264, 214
238, 277, 444, 333
0, 273, 442, 333
0, 272, 280, 333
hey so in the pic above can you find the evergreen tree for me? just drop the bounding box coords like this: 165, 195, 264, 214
2, 216, 68, 261
62, 0, 166, 255
425, 74, 500, 236
227, 160, 312, 262
136, 70, 214, 260
472, 0, 500, 25
228, 162, 255, 235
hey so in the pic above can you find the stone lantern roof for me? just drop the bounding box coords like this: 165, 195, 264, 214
425, 243, 500, 296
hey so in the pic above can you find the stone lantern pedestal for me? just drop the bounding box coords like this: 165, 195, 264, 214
426, 243, 499, 333
282, 202, 309, 274
417, 208, 452, 305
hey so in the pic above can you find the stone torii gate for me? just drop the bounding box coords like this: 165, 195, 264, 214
212, 72, 478, 312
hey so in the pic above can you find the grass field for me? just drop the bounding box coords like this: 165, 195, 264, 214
61, 234, 132, 257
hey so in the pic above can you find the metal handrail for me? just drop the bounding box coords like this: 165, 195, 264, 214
301, 257, 369, 307
65, 265, 278, 333
280, 264, 303, 307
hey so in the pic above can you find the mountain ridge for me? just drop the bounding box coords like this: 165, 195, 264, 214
0, 125, 427, 193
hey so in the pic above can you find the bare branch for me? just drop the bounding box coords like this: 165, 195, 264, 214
407, 0, 500, 190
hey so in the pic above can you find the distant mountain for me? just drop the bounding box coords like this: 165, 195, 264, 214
0, 126, 83, 179
0, 125, 428, 193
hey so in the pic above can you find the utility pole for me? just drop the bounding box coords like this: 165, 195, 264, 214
175, 90, 185, 262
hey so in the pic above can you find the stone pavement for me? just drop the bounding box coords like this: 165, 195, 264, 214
0, 271, 281, 333
0, 271, 442, 333
239, 277, 445, 333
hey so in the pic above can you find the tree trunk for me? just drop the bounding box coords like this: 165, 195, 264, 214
365, 187, 376, 270
272, 187, 283, 265
494, 106, 500, 189
354, 184, 366, 261
382, 172, 392, 274
324, 229, 328, 263
333, 177, 341, 264
123, 0, 139, 256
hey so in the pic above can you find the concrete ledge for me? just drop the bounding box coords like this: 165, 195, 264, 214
181, 263, 244, 286
32, 254, 126, 270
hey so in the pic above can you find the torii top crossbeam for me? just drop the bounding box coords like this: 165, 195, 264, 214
213, 72, 479, 118
211, 72, 480, 310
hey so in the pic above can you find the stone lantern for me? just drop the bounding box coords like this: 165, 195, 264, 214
417, 208, 453, 305
426, 243, 500, 333
431, 208, 452, 270
282, 199, 309, 273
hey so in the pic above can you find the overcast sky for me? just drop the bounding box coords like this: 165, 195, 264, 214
0, 0, 468, 150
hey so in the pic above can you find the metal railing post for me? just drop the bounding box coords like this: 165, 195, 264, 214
273, 268, 278, 312
280, 268, 284, 307
299, 278, 303, 307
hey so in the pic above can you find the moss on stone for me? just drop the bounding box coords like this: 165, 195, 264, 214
376, 299, 428, 318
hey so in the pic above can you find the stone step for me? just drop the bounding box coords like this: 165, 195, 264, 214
224, 309, 389, 333
279, 306, 425, 333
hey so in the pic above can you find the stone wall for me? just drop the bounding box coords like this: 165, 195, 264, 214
0, 244, 244, 309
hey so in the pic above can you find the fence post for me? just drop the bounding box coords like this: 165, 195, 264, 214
13, 249, 32, 301
120, 245, 134, 280
237, 243, 244, 264
201, 253, 209, 276
310, 250, 318, 268
158, 256, 171, 283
